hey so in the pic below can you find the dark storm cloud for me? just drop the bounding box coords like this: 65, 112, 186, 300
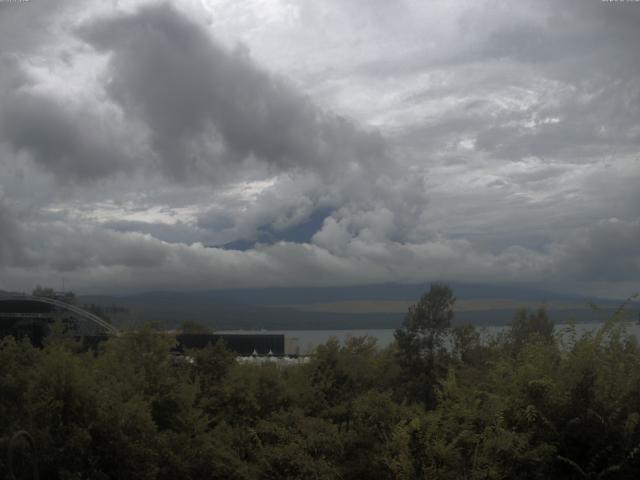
77, 3, 388, 180
0, 202, 14, 263
563, 218, 640, 283
1, 90, 135, 181
0, 195, 22, 266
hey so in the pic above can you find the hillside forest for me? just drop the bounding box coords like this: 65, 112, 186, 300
1, 285, 640, 479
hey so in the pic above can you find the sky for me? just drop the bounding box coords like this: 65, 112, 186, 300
0, 0, 638, 297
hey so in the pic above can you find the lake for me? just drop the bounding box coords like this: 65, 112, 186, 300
218, 321, 640, 355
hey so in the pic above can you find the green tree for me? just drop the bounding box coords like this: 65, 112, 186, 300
180, 320, 212, 334
304, 336, 384, 427
394, 283, 455, 408
255, 410, 342, 480
509, 307, 554, 354
451, 324, 485, 366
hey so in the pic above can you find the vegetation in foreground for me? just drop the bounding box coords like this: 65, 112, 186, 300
1, 285, 640, 479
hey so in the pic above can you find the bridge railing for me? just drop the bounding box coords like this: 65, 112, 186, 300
0, 294, 118, 336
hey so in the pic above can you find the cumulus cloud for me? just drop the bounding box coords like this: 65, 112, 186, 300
1, 222, 556, 293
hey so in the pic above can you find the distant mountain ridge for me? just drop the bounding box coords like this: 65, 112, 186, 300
73, 282, 635, 331
86, 281, 606, 306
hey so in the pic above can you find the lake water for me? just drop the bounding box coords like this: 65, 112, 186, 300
219, 322, 640, 355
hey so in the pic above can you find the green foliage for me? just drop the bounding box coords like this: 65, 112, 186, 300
256, 410, 342, 480
394, 283, 455, 407
180, 320, 212, 334
509, 307, 555, 353
1, 286, 640, 479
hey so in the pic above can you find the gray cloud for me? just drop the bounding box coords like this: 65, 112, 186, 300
1, 90, 136, 181
0, 194, 20, 266
0, 34, 145, 183
0, 220, 553, 293
464, 1, 640, 163
0, 0, 638, 298
77, 3, 389, 181
562, 218, 640, 282
0, 0, 80, 54
102, 220, 205, 245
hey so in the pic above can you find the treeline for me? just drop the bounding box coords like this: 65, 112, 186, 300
1, 285, 640, 479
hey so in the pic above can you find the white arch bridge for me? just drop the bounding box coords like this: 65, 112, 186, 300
0, 294, 118, 336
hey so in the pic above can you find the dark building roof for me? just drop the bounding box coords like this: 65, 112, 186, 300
0, 299, 54, 314
175, 333, 285, 356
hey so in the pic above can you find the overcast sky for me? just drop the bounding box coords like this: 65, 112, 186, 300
0, 0, 638, 297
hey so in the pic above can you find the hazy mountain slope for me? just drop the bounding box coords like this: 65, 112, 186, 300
76, 282, 636, 330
